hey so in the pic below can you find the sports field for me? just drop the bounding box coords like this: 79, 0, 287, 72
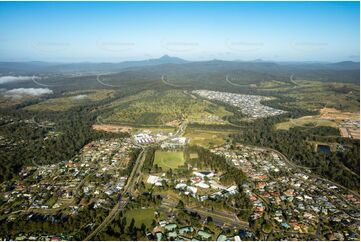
153, 150, 185, 170
184, 129, 236, 147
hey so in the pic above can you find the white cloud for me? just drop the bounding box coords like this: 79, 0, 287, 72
0, 76, 35, 84
72, 94, 88, 100
5, 88, 53, 98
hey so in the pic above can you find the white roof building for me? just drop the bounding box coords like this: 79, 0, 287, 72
187, 186, 198, 194
195, 182, 210, 189
170, 137, 188, 144
227, 185, 238, 195
175, 183, 187, 190
209, 180, 227, 190
155, 181, 163, 186
193, 171, 215, 178
147, 175, 160, 184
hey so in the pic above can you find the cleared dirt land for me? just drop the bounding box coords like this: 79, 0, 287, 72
319, 107, 359, 120
92, 124, 133, 133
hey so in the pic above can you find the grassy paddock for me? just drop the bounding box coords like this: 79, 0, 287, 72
275, 116, 338, 130
125, 208, 155, 228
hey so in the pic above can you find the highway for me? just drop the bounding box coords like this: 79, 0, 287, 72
159, 193, 249, 230
96, 74, 122, 88
185, 206, 249, 229
84, 148, 146, 241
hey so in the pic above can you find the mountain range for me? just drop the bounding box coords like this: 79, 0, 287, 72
0, 55, 359, 84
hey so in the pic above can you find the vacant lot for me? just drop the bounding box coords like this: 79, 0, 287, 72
92, 124, 133, 133
319, 107, 359, 120
154, 150, 185, 170
189, 153, 199, 159
133, 127, 176, 135
124, 208, 155, 228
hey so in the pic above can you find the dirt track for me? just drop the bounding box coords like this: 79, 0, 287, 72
92, 124, 133, 133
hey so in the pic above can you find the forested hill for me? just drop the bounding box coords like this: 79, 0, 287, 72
0, 57, 359, 84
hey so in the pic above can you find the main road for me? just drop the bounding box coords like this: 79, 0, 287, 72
184, 206, 249, 229
84, 148, 146, 241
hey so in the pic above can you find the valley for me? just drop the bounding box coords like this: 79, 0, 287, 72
0, 58, 359, 241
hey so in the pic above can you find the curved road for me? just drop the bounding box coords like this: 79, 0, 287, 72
225, 74, 246, 88
161, 75, 184, 88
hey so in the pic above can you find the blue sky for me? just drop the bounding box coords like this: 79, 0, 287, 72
0, 1, 359, 62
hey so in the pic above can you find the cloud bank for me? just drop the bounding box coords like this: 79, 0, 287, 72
72, 94, 88, 100
0, 76, 35, 84
4, 88, 53, 99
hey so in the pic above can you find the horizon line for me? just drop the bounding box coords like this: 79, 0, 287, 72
0, 56, 359, 64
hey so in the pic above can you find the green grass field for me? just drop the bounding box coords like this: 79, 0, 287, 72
154, 150, 185, 170
184, 129, 236, 147
124, 208, 155, 228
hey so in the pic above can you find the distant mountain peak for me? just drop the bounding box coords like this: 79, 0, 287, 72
159, 54, 171, 59
149, 55, 188, 64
